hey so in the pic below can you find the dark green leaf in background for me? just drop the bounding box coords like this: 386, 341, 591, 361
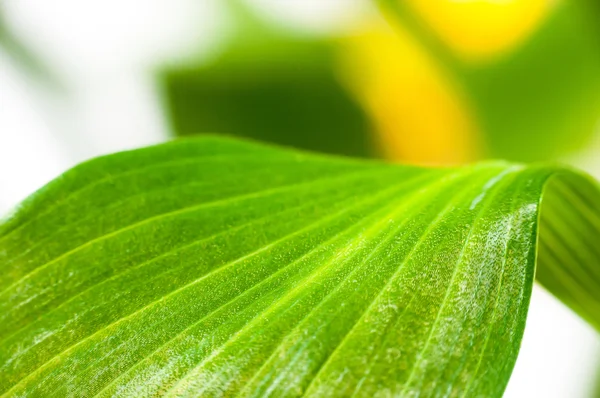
1, 136, 599, 397
161, 2, 375, 158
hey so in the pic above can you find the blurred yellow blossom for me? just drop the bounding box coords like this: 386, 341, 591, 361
338, 22, 481, 165
405, 0, 557, 61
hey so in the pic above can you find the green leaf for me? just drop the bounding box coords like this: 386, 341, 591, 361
161, 1, 375, 158
1, 136, 599, 397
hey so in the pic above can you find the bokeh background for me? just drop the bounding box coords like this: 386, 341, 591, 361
1, 0, 599, 396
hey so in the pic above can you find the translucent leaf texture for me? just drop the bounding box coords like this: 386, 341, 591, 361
1, 136, 599, 397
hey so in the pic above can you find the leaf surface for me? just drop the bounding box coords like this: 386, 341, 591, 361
1, 136, 599, 397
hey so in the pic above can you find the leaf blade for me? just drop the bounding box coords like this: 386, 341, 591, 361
1, 136, 599, 397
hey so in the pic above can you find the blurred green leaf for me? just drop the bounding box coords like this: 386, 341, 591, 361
465, 1, 600, 162
1, 136, 600, 396
161, 2, 375, 158
0, 12, 61, 90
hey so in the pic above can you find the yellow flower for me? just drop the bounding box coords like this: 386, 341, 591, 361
338, 0, 557, 164
338, 22, 480, 165
405, 0, 556, 62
